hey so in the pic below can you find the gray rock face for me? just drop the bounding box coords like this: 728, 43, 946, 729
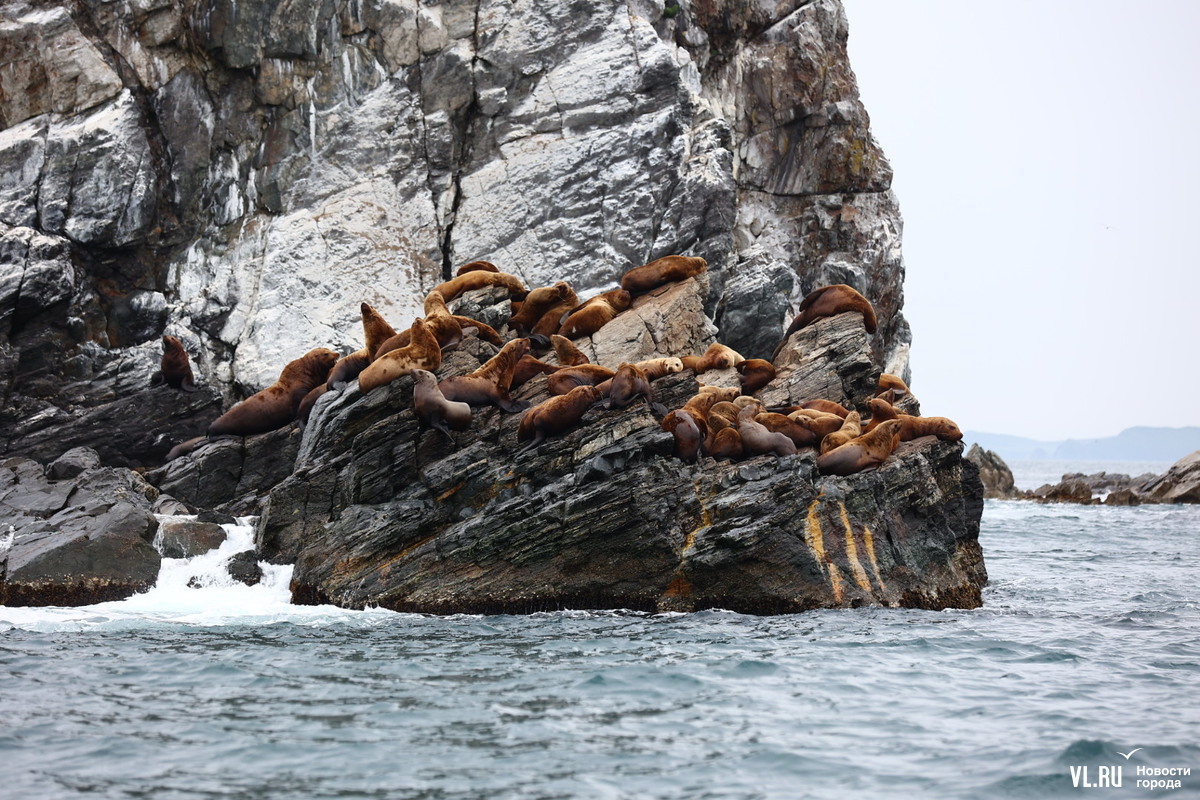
965, 444, 1018, 500
156, 517, 227, 559
0, 450, 161, 606
1131, 450, 1200, 504
0, 0, 914, 469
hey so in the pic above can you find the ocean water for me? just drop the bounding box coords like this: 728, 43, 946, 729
2, 465, 1198, 799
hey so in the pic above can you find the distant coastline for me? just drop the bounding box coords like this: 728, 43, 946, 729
965, 426, 1200, 463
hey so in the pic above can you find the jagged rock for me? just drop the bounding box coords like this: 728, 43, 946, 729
225, 550, 262, 586
1105, 489, 1142, 507
966, 444, 1018, 500
156, 517, 227, 559
46, 445, 102, 480
758, 311, 878, 409
1139, 450, 1200, 504
586, 276, 717, 366
713, 250, 795, 361
1029, 479, 1096, 505
146, 426, 303, 515
0, 453, 160, 606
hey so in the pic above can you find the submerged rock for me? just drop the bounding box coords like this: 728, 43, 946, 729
0, 450, 161, 606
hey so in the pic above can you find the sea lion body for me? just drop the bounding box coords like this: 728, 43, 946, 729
773, 284, 877, 359
547, 364, 616, 396
619, 255, 707, 294
786, 409, 846, 439
159, 335, 198, 391
412, 368, 472, 439
897, 414, 962, 442
817, 419, 903, 476
736, 359, 776, 394
819, 411, 863, 454
439, 338, 530, 412
864, 397, 898, 432
433, 270, 528, 303
359, 319, 442, 393
685, 342, 745, 373
456, 260, 499, 276
661, 409, 701, 462
633, 357, 684, 380
709, 427, 743, 461
550, 334, 590, 367
423, 291, 464, 350
516, 385, 602, 454
801, 399, 851, 418
208, 347, 338, 437
558, 289, 632, 339
754, 412, 821, 448
605, 362, 659, 411
509, 282, 578, 336
511, 355, 559, 389
327, 303, 399, 388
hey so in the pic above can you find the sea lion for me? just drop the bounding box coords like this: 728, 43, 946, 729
558, 289, 632, 339
817, 419, 903, 476
412, 368, 472, 440
511, 355, 559, 389
876, 372, 910, 397
165, 435, 205, 462
736, 359, 776, 394
619, 255, 707, 295
661, 408, 701, 462
681, 342, 744, 373
605, 362, 665, 413
358, 318, 443, 394
327, 302, 399, 388
708, 426, 743, 461
208, 347, 339, 438
157, 335, 199, 391
423, 290, 464, 350
508, 282, 578, 336
773, 284, 877, 359
550, 334, 590, 367
801, 399, 851, 418
864, 397, 899, 433
708, 401, 742, 428
547, 364, 616, 396
786, 409, 846, 439
633, 357, 684, 380
896, 414, 962, 442
433, 270, 529, 303
296, 383, 328, 427
819, 411, 863, 455
456, 260, 499, 276
754, 412, 822, 448
439, 337, 530, 412
516, 384, 603, 455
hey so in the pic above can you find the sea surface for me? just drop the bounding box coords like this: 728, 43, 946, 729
2, 462, 1198, 799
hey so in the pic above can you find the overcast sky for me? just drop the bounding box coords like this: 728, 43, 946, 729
841, 1, 1200, 441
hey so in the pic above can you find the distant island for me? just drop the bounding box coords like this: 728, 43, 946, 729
965, 427, 1200, 462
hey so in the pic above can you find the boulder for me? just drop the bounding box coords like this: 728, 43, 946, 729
1139, 450, 1200, 504
758, 311, 878, 409
225, 550, 262, 587
965, 444, 1019, 500
0, 451, 161, 606
156, 517, 227, 559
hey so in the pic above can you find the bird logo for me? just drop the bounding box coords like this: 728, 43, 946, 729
1117, 748, 1143, 760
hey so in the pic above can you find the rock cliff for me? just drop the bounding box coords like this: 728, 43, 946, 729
1, 0, 909, 466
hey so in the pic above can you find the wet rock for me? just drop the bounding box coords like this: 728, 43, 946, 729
0, 454, 160, 606
156, 517, 227, 559
759, 311, 878, 409
225, 550, 262, 587
965, 444, 1018, 500
1139, 450, 1200, 504
46, 446, 102, 480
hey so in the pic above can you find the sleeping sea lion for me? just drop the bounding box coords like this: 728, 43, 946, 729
619, 255, 707, 294
433, 270, 528, 303
558, 289, 632, 339
817, 419, 903, 476
773, 284, 877, 360
516, 384, 603, 455
819, 411, 863, 455
208, 347, 339, 437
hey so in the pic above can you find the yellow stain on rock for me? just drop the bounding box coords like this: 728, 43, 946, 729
828, 563, 846, 604
862, 524, 888, 594
838, 502, 873, 595
803, 495, 828, 576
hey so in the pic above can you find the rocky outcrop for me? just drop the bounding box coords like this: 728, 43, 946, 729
1133, 450, 1200, 504
965, 444, 1018, 500
0, 448, 161, 606
1, 0, 912, 469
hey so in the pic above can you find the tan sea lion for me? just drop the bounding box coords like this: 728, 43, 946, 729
661, 408, 701, 462
864, 397, 899, 433
423, 290, 464, 350
439, 338, 530, 412
328, 302, 399, 388
754, 412, 822, 448
619, 255, 707, 294
786, 409, 846, 439
558, 289, 632, 339
633, 357, 684, 380
511, 355, 559, 389
550, 334, 590, 367
681, 342, 745, 373
817, 419, 903, 476
456, 260, 499, 276
819, 411, 863, 455
157, 335, 199, 391
736, 359, 776, 395
516, 384, 603, 455
773, 284, 877, 359
801, 399, 851, 418
709, 426, 743, 461
358, 319, 442, 394
896, 414, 962, 442
876, 372, 910, 397
547, 364, 616, 396
738, 403, 796, 457
433, 270, 529, 303
412, 368, 472, 440
208, 347, 339, 437
508, 282, 578, 335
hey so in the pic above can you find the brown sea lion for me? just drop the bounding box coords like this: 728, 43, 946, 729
773, 284, 877, 359
509, 282, 579, 336
709, 426, 744, 461
208, 347, 339, 437
439, 338, 530, 412
423, 291, 464, 350
547, 364, 616, 396
801, 399, 851, 418
786, 409, 846, 439
817, 419, 903, 476
516, 384, 603, 455
708, 401, 742, 428
456, 260, 499, 276
511, 355, 559, 389
433, 270, 529, 303
754, 412, 822, 448
550, 334, 590, 367
605, 362, 664, 413
661, 408, 701, 462
358, 319, 442, 394
864, 397, 899, 433
896, 414, 962, 442
619, 255, 707, 294
158, 335, 199, 391
558, 289, 632, 339
412, 368, 472, 440
297, 383, 328, 427
736, 359, 776, 395
328, 302, 399, 388
633, 357, 684, 380
819, 411, 863, 455
681, 342, 744, 373
876, 372, 910, 397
